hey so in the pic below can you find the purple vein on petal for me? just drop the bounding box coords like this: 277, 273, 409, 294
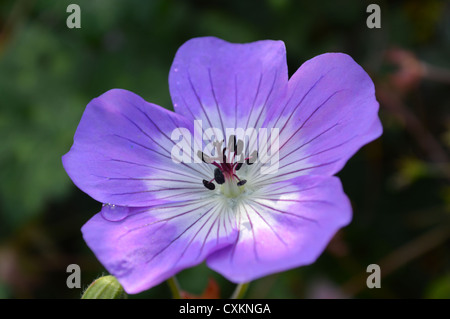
252, 69, 278, 130
247, 69, 279, 153
250, 89, 345, 176
257, 123, 343, 177
93, 176, 199, 184
248, 199, 319, 226
187, 69, 215, 129
111, 133, 210, 180
173, 207, 217, 267
113, 134, 172, 160
244, 72, 263, 132
186, 69, 224, 161
119, 112, 175, 156
208, 68, 226, 139
243, 204, 259, 261
119, 111, 209, 178
281, 123, 340, 160
145, 205, 214, 264
260, 199, 336, 206
216, 212, 222, 245
252, 159, 341, 185
117, 201, 212, 240
132, 104, 192, 164
248, 73, 334, 172
278, 89, 346, 153
151, 190, 210, 202
273, 73, 326, 132
165, 110, 213, 178
278, 136, 358, 171
223, 208, 229, 239
246, 201, 287, 246
230, 205, 243, 263
200, 210, 222, 257
109, 158, 201, 181
275, 68, 336, 132
254, 185, 322, 198
234, 73, 238, 129
177, 89, 198, 121
110, 187, 204, 196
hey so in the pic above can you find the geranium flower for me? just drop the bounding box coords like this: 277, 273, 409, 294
62, 37, 382, 294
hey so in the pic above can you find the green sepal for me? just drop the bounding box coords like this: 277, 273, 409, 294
81, 275, 127, 299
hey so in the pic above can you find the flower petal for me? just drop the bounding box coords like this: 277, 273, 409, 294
169, 37, 288, 136
82, 198, 238, 294
62, 89, 211, 207
206, 175, 351, 283
255, 53, 382, 184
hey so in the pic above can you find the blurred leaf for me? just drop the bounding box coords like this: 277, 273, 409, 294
0, 282, 11, 299
389, 157, 429, 190
425, 274, 450, 299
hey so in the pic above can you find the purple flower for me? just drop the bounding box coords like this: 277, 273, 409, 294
62, 37, 382, 294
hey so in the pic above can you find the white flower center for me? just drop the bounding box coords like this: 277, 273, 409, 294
221, 178, 245, 198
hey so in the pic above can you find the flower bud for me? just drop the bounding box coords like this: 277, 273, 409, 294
81, 275, 127, 299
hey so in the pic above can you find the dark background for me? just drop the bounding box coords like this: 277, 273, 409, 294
0, 0, 449, 298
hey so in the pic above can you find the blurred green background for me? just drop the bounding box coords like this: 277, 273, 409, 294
0, 0, 449, 299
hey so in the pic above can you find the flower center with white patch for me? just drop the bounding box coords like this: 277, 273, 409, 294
198, 137, 257, 199
220, 177, 243, 198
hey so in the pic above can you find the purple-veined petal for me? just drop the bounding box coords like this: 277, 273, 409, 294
62, 89, 212, 207
82, 197, 238, 294
206, 175, 351, 283
254, 53, 382, 185
169, 37, 288, 140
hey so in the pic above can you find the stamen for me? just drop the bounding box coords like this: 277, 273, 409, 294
199, 138, 250, 197
214, 168, 225, 184
202, 179, 215, 190
237, 180, 247, 186
211, 161, 222, 170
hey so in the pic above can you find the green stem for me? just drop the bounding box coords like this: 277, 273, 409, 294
167, 276, 182, 299
230, 282, 249, 299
